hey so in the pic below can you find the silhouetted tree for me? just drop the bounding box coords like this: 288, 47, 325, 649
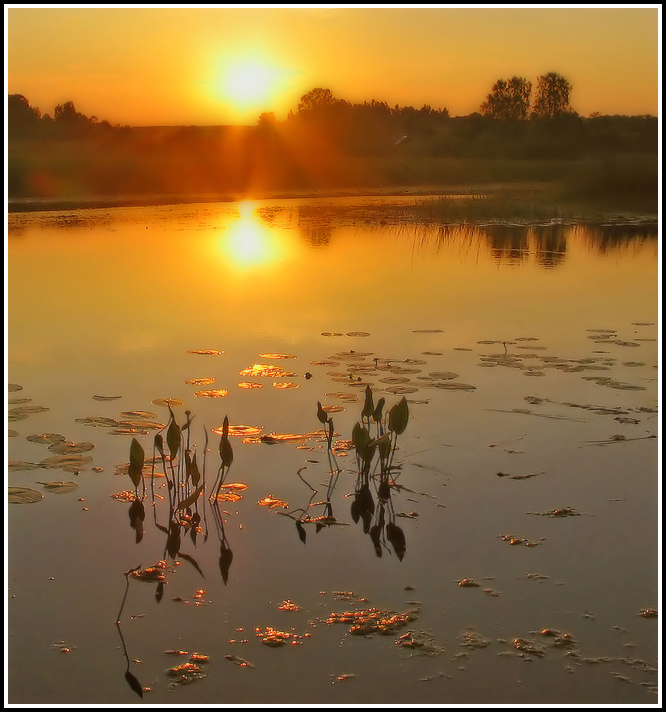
480, 76, 532, 120
297, 87, 337, 113
532, 72, 575, 118
8, 94, 41, 136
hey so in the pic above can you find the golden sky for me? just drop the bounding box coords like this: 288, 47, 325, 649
6, 5, 660, 126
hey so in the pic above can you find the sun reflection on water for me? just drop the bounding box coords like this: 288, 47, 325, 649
219, 200, 284, 269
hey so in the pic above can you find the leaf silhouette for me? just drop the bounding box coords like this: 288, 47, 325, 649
177, 551, 205, 578
219, 543, 233, 584
167, 418, 180, 462
296, 520, 307, 544
128, 438, 144, 489
317, 401, 329, 424
176, 485, 204, 510
128, 500, 145, 543
386, 522, 406, 561
167, 521, 181, 559
388, 397, 409, 435
189, 452, 201, 487
219, 436, 234, 468
373, 397, 385, 422
361, 385, 375, 419
124, 669, 144, 698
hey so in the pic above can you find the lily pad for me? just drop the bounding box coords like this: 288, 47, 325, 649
48, 441, 95, 455
8, 461, 42, 472
194, 389, 229, 398
120, 410, 158, 420
259, 353, 297, 359
238, 364, 296, 378
152, 398, 184, 407
8, 487, 44, 504
8, 430, 19, 438
428, 371, 458, 380
346, 332, 371, 337
8, 383, 24, 392
26, 433, 67, 446
272, 382, 300, 389
212, 424, 262, 437
185, 378, 215, 386
433, 382, 477, 391
9, 405, 49, 415
237, 381, 263, 389
92, 394, 122, 401
39, 454, 94, 472
187, 349, 224, 355
37, 481, 79, 494
75, 416, 120, 428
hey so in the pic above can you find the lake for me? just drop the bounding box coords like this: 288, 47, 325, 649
7, 196, 659, 704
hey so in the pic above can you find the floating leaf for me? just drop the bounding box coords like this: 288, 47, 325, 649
237, 381, 263, 389
48, 441, 95, 455
152, 398, 184, 407
273, 382, 299, 389
257, 495, 289, 509
238, 364, 296, 378
8, 487, 44, 503
194, 389, 229, 398
346, 331, 370, 337
187, 349, 224, 355
92, 394, 122, 401
8, 383, 23, 392
185, 377, 215, 385
120, 410, 158, 420
259, 353, 297, 359
26, 433, 66, 446
9, 405, 49, 415
75, 416, 120, 428
37, 481, 79, 494
428, 371, 458, 380
8, 461, 42, 472
39, 455, 94, 472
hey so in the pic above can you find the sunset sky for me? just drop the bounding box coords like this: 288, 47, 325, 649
6, 5, 660, 126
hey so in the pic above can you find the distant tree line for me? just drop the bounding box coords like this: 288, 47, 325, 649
8, 94, 126, 139
9, 77, 658, 160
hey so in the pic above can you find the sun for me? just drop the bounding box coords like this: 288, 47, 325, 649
220, 60, 281, 108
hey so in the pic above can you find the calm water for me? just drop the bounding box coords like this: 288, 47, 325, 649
7, 198, 659, 704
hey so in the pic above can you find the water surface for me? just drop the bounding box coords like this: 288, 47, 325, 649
7, 197, 659, 704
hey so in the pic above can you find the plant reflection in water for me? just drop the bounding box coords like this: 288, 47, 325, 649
278, 386, 409, 559
117, 404, 235, 697
115, 389, 413, 696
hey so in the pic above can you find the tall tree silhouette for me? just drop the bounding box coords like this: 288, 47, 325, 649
532, 72, 575, 118
480, 77, 532, 120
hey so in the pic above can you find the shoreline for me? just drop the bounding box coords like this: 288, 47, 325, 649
5, 182, 546, 213
6, 182, 658, 224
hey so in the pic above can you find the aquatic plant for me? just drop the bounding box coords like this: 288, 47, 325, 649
351, 386, 409, 560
